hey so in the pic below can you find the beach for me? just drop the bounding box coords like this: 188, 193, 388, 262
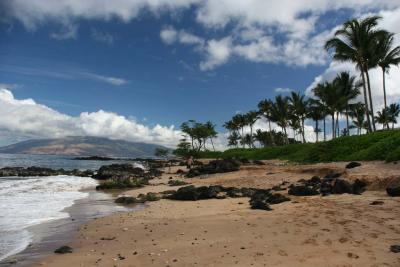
33, 160, 400, 267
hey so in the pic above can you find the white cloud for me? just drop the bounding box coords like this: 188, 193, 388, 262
5, 0, 400, 70
91, 29, 114, 44
0, 89, 182, 147
1, 65, 129, 86
2, 0, 200, 30
275, 88, 293, 93
80, 72, 128, 86
0, 83, 18, 90
50, 23, 78, 40
199, 37, 232, 71
160, 26, 204, 46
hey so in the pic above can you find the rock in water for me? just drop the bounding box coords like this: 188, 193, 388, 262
54, 246, 73, 254
288, 185, 319, 196
387, 185, 400, 197
345, 162, 361, 169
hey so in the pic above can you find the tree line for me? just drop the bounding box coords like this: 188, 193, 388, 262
174, 16, 400, 155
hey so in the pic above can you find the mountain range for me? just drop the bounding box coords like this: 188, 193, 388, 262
0, 136, 169, 157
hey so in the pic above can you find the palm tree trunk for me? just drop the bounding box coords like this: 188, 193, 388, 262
346, 103, 349, 134
210, 138, 215, 151
323, 117, 326, 141
360, 70, 372, 133
336, 112, 340, 137
382, 68, 387, 110
365, 69, 376, 132
302, 119, 306, 143
315, 120, 319, 142
331, 114, 335, 139
268, 119, 275, 146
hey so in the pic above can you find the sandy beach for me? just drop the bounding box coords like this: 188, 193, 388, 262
33, 161, 400, 267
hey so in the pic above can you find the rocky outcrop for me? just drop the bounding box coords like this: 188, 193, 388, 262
186, 159, 241, 178
93, 164, 144, 180
0, 166, 93, 177
288, 175, 367, 196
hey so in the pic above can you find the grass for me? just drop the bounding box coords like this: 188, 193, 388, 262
198, 129, 400, 163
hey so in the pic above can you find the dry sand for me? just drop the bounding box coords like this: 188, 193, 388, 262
34, 161, 400, 267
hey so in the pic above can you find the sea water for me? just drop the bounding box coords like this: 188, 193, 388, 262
0, 175, 97, 262
0, 153, 140, 263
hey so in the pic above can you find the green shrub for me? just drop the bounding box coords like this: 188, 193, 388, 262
197, 130, 400, 163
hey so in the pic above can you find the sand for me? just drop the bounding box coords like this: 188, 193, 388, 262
33, 160, 400, 267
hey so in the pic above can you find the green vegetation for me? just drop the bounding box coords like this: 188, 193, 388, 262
173, 16, 400, 162
198, 130, 400, 163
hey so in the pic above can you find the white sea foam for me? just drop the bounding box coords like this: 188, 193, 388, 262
0, 175, 98, 262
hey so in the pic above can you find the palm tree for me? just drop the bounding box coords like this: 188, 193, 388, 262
269, 95, 290, 143
245, 110, 259, 148
289, 92, 309, 143
232, 114, 247, 148
258, 99, 273, 132
308, 99, 325, 142
388, 103, 400, 129
325, 16, 388, 132
375, 33, 400, 109
349, 103, 366, 135
375, 108, 391, 130
333, 72, 360, 134
313, 82, 337, 139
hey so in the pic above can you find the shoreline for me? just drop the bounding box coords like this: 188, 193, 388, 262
30, 160, 400, 267
0, 186, 135, 267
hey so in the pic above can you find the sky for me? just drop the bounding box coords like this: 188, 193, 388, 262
1, 0, 400, 148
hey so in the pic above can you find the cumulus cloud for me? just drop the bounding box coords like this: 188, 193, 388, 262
0, 89, 182, 147
200, 37, 232, 71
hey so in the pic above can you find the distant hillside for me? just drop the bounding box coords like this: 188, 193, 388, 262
0, 136, 169, 158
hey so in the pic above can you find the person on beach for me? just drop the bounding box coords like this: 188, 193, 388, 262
187, 155, 194, 169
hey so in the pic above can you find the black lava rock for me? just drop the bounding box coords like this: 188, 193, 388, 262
54, 246, 73, 254
332, 179, 353, 194
345, 162, 362, 169
288, 185, 319, 196
387, 185, 400, 197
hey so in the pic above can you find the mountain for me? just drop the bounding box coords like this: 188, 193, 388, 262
0, 136, 170, 158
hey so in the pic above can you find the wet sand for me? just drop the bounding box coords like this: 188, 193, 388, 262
33, 161, 400, 267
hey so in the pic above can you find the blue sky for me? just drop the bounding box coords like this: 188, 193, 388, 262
1, 1, 400, 147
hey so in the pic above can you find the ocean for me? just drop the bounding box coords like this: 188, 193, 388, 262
0, 153, 140, 264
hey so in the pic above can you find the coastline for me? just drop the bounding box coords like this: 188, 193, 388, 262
31, 160, 400, 267
0, 186, 135, 267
